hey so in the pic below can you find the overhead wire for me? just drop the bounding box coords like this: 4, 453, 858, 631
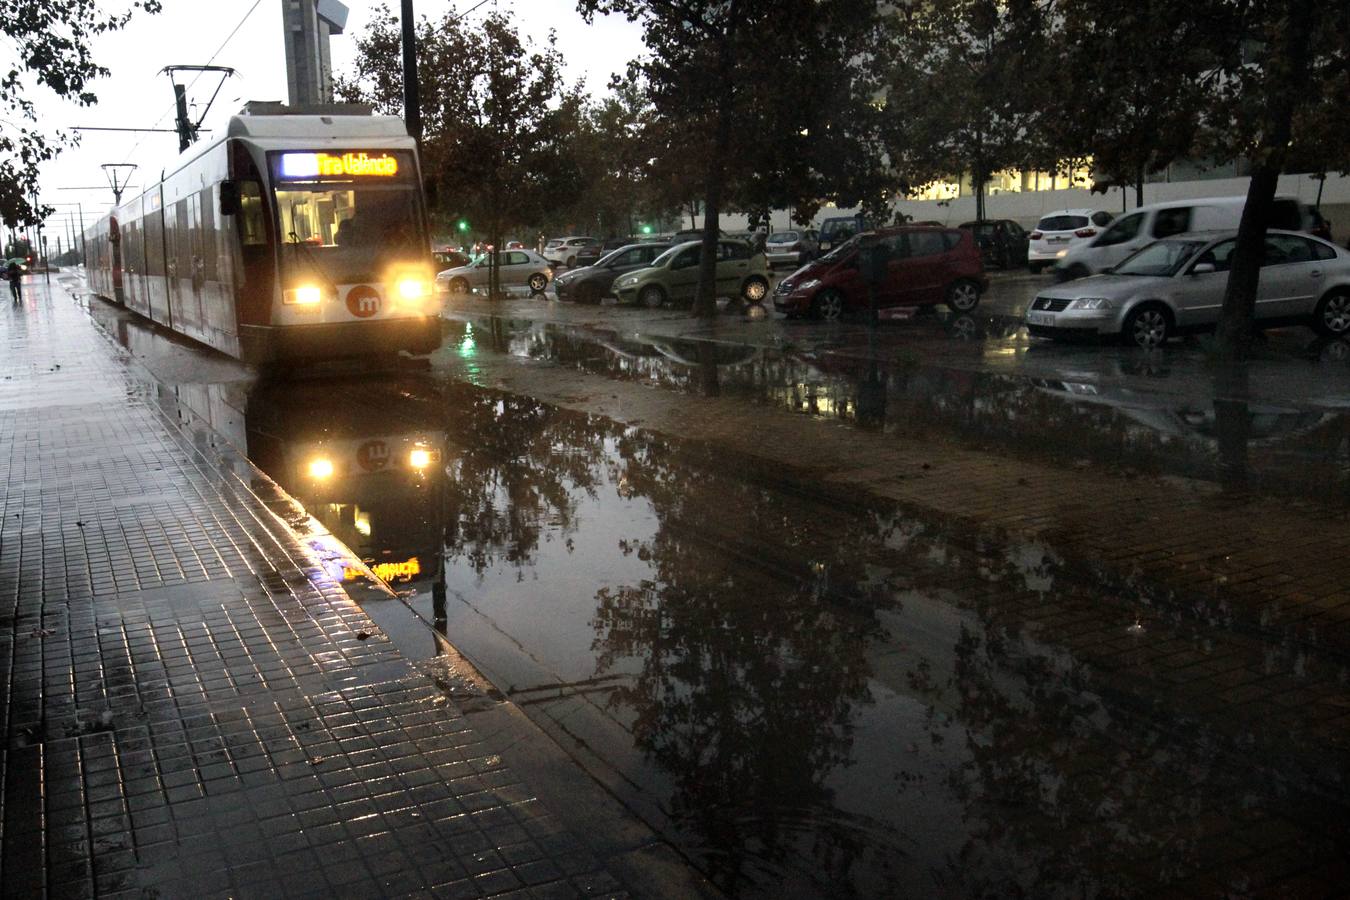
116, 0, 266, 166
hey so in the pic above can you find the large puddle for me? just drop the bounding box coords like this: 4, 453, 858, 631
106, 306, 1350, 897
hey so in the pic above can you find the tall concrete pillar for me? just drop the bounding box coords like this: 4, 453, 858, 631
282, 0, 349, 106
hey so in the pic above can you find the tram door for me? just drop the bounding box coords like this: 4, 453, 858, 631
109, 217, 124, 304
167, 195, 205, 341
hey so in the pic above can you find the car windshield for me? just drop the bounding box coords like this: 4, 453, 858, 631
651, 244, 690, 267
1037, 215, 1089, 232
819, 233, 868, 263
1112, 239, 1209, 276
768, 232, 798, 243
820, 219, 861, 241
596, 245, 637, 266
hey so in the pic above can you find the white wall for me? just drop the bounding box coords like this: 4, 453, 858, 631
716, 172, 1350, 242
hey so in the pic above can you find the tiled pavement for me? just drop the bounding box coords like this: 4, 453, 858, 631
0, 279, 692, 898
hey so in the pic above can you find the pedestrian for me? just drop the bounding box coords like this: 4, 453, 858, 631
6, 259, 20, 304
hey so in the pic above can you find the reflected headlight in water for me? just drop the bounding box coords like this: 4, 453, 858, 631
308, 458, 335, 479
284, 285, 325, 306
1069, 297, 1115, 310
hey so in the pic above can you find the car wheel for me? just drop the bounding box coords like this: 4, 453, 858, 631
1312, 290, 1350, 337
742, 276, 769, 303
578, 283, 602, 305
945, 279, 981, 312
566, 255, 576, 268
1028, 262, 1045, 274
1122, 304, 1173, 349
812, 288, 845, 321
527, 273, 548, 293
638, 284, 666, 309
448, 277, 469, 295
949, 313, 978, 340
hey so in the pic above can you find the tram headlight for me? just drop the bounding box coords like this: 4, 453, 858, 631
284, 285, 325, 306
307, 458, 335, 479
409, 448, 432, 469
397, 278, 429, 300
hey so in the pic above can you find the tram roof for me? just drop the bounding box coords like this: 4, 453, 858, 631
225, 114, 412, 140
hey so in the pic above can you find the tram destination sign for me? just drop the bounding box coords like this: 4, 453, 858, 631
279, 151, 401, 180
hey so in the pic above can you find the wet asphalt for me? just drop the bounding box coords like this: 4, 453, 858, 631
84, 271, 1350, 898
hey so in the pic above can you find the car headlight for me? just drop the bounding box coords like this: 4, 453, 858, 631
798, 279, 821, 291
1069, 297, 1115, 310
616, 275, 639, 289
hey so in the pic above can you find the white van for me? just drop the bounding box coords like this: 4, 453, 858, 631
1055, 196, 1310, 280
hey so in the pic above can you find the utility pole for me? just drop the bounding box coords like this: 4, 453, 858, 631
401, 0, 422, 147
102, 164, 138, 205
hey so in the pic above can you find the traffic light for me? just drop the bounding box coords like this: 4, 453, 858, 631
457, 219, 469, 232
640, 224, 653, 235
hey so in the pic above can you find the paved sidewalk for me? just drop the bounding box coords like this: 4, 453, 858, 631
0, 279, 687, 898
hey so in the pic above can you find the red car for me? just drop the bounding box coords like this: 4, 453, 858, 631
773, 226, 988, 320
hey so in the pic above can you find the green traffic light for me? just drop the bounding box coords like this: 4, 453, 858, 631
640, 224, 652, 234
457, 220, 469, 232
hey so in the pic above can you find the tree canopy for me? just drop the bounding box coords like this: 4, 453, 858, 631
1, 0, 161, 226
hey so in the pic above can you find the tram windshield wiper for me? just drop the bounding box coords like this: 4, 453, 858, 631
288, 231, 338, 294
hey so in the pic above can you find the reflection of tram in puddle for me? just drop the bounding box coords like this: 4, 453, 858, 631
245, 378, 449, 603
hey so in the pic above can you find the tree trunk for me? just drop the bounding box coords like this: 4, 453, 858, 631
694, 94, 735, 319
1135, 161, 1144, 209
1214, 0, 1314, 360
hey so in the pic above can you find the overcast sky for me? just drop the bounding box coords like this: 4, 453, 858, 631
37, 0, 645, 236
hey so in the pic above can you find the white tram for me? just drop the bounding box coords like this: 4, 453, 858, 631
85, 113, 441, 363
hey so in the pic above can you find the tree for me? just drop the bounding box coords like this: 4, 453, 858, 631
578, 0, 884, 317
337, 3, 584, 295
1, 0, 161, 226
1047, 0, 1209, 208
1201, 0, 1348, 358
882, 0, 1048, 221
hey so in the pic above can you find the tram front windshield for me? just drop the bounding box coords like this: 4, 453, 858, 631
272, 151, 424, 285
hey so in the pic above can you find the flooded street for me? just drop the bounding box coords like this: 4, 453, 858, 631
95, 299, 1350, 898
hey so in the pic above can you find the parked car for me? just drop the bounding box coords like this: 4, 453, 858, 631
1027, 209, 1114, 273
554, 242, 673, 304
773, 226, 988, 321
1054, 195, 1316, 280
572, 237, 634, 268
1023, 230, 1350, 348
765, 229, 819, 268
542, 236, 600, 268
432, 247, 471, 270
436, 249, 553, 295
959, 219, 1030, 269
612, 240, 770, 307
816, 215, 872, 255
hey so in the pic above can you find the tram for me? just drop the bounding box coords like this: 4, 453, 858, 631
84, 112, 441, 363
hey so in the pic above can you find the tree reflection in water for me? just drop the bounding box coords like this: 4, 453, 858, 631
426, 376, 1348, 898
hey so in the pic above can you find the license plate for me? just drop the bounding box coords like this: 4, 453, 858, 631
1026, 312, 1055, 327
1048, 236, 1069, 244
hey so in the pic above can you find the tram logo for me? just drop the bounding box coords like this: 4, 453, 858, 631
346, 285, 381, 318
356, 440, 390, 472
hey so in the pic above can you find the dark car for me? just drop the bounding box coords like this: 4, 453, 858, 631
572, 237, 635, 268
773, 226, 988, 321
553, 242, 674, 304
959, 219, 1030, 269
432, 247, 471, 269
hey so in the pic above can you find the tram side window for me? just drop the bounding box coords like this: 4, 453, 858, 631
174, 199, 192, 277
145, 210, 165, 277
239, 181, 266, 246
199, 187, 218, 281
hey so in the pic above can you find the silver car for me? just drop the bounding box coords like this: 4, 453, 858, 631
436, 249, 553, 295
765, 229, 818, 268
1023, 230, 1350, 348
